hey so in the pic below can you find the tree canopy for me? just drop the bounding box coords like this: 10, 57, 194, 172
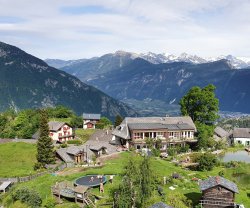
179, 84, 219, 125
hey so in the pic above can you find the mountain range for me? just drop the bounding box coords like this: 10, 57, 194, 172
0, 42, 137, 119
46, 51, 250, 70
45, 51, 250, 116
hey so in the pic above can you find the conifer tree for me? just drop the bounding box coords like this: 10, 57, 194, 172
138, 156, 154, 206
36, 109, 55, 167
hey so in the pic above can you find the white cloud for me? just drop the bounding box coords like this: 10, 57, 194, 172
0, 0, 250, 59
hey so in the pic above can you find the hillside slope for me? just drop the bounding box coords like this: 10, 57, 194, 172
0, 42, 137, 119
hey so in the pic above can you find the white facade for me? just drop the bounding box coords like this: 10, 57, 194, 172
49, 124, 74, 142
233, 137, 250, 146
83, 120, 96, 129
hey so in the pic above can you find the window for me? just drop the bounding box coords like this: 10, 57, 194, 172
136, 145, 141, 149
134, 132, 143, 139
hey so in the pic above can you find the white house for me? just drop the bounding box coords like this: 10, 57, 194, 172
230, 128, 250, 146
33, 121, 75, 143
83, 113, 101, 129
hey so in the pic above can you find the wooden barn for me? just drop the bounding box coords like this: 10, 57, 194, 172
199, 176, 239, 208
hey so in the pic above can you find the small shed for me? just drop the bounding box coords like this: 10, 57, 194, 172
199, 176, 239, 208
0, 181, 12, 193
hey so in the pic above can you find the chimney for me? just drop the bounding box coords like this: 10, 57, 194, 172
215, 176, 220, 184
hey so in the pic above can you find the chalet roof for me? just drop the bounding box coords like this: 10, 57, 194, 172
83, 113, 101, 120
49, 121, 70, 131
66, 146, 84, 155
128, 123, 167, 130
214, 126, 229, 138
112, 116, 196, 140
199, 176, 239, 193
232, 128, 250, 138
56, 146, 84, 163
149, 202, 173, 208
89, 144, 107, 151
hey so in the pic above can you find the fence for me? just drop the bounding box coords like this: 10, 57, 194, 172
0, 171, 50, 184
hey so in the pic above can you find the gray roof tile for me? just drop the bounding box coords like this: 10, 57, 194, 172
199, 176, 239, 193
83, 113, 101, 120
232, 128, 250, 138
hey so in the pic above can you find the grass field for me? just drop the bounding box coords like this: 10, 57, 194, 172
1, 152, 250, 207
0, 142, 37, 177
75, 128, 95, 143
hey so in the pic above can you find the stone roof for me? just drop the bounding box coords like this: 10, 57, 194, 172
48, 121, 68, 131
199, 176, 239, 193
232, 128, 250, 138
112, 116, 196, 140
149, 202, 173, 208
83, 113, 101, 120
56, 146, 84, 163
66, 146, 84, 155
214, 126, 229, 138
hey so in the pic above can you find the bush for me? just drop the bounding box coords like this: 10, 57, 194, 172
44, 197, 56, 208
11, 187, 42, 208
196, 153, 218, 171
33, 162, 43, 171
67, 139, 82, 145
60, 143, 68, 148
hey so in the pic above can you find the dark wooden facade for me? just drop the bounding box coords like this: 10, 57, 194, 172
200, 185, 236, 208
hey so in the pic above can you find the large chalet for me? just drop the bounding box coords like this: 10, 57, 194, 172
112, 116, 197, 150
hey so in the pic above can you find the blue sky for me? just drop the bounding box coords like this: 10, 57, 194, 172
0, 0, 250, 59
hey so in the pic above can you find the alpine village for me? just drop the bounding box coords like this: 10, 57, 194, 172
1, 2, 250, 208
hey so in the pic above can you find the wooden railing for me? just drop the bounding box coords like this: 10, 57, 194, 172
200, 199, 236, 207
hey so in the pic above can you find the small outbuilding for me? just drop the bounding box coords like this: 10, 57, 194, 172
0, 181, 12, 193
199, 176, 239, 208
83, 113, 101, 129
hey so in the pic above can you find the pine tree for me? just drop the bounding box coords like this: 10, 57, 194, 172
36, 109, 55, 167
138, 156, 154, 206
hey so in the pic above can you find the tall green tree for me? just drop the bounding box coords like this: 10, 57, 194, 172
36, 110, 55, 167
179, 84, 219, 124
114, 115, 123, 127
96, 117, 112, 129
115, 155, 139, 207
114, 155, 154, 207
138, 156, 154, 206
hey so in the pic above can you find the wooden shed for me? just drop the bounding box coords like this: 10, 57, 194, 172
199, 176, 239, 208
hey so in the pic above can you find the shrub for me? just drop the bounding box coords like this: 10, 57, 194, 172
67, 139, 82, 145
60, 143, 68, 148
11, 187, 42, 208
44, 197, 56, 208
33, 162, 43, 170
196, 153, 218, 171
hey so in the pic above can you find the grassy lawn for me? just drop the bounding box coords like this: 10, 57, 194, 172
75, 128, 96, 143
1, 152, 250, 207
49, 118, 72, 123
0, 142, 37, 177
